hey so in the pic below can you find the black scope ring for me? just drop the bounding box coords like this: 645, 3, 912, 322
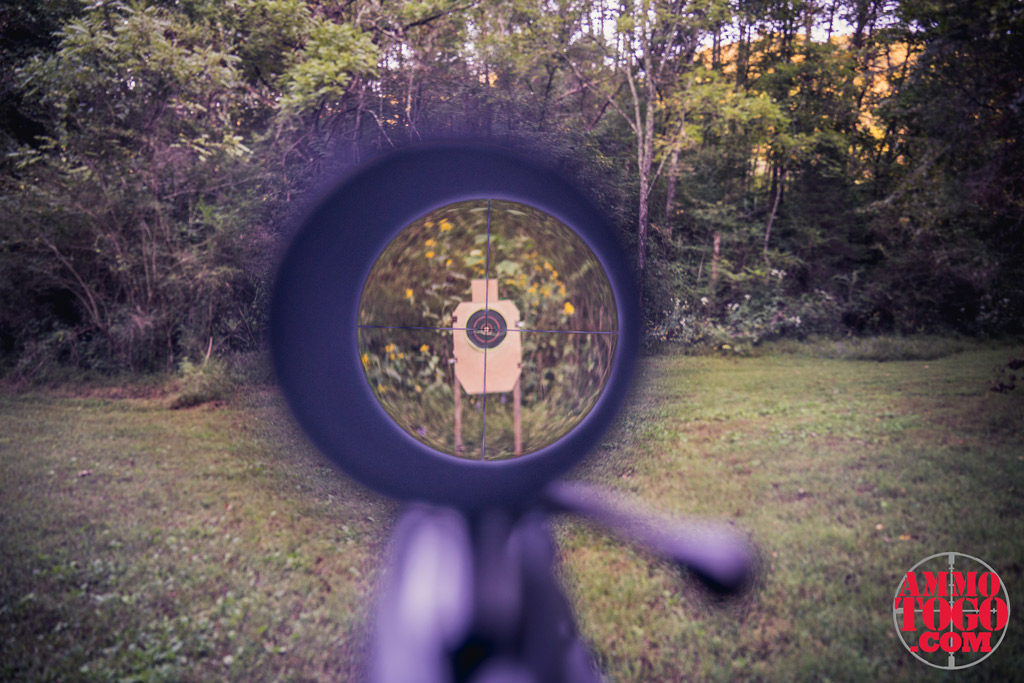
270, 143, 638, 510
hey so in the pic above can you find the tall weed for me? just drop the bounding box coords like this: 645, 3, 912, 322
170, 357, 233, 409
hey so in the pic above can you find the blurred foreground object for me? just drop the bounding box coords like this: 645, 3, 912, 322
373, 483, 752, 683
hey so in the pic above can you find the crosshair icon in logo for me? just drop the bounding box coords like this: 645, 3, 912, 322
893, 552, 1010, 670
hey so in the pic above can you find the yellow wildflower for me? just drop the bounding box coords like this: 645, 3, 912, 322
439, 219, 453, 232
398, 353, 405, 360
414, 385, 423, 393
423, 220, 435, 228
361, 353, 370, 367
377, 383, 386, 393
419, 344, 430, 353
405, 288, 413, 299
564, 301, 575, 315
543, 261, 552, 270
424, 238, 437, 247
384, 343, 395, 353
445, 258, 453, 267
425, 251, 435, 259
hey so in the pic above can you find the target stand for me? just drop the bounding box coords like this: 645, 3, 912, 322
452, 279, 523, 458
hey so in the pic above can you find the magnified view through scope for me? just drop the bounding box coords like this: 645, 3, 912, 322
358, 200, 617, 460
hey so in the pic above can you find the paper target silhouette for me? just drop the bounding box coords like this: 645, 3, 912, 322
452, 279, 521, 393
271, 144, 637, 510
451, 277, 523, 456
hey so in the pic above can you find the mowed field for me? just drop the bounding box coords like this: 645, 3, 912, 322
2, 344, 1022, 681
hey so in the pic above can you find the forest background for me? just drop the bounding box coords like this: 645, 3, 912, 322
2, 0, 1022, 376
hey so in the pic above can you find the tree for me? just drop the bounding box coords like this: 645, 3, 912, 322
4, 0, 1022, 374
863, 0, 1024, 332
0, 0, 376, 370
599, 0, 712, 296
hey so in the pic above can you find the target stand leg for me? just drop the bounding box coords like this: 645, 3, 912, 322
455, 366, 521, 459
513, 377, 522, 457
454, 370, 463, 457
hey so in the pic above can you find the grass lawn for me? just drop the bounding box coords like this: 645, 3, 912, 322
2, 343, 1022, 681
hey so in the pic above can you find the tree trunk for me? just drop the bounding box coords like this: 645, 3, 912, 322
664, 143, 682, 241
636, 92, 655, 303
637, 158, 650, 299
736, 22, 749, 86
763, 167, 785, 261
709, 229, 721, 308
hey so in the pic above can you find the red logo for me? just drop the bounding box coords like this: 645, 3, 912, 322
893, 552, 1010, 669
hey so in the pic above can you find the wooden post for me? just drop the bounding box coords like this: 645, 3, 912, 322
454, 367, 463, 456
513, 377, 522, 457
709, 230, 721, 310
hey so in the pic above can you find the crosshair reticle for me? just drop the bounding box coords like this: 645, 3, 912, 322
358, 199, 618, 460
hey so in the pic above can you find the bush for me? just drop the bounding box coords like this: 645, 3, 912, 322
762, 335, 971, 362
170, 357, 234, 409
990, 353, 1024, 393
644, 285, 847, 354
224, 351, 275, 387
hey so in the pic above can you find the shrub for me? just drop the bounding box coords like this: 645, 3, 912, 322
990, 353, 1024, 393
644, 287, 845, 354
170, 357, 233, 409
763, 335, 971, 362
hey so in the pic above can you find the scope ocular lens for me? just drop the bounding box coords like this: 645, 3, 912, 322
357, 199, 618, 460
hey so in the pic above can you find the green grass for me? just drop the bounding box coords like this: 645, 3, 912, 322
758, 333, 992, 361
0, 388, 393, 681
2, 343, 1023, 680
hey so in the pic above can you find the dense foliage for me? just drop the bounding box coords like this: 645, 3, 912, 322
2, 0, 1021, 373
